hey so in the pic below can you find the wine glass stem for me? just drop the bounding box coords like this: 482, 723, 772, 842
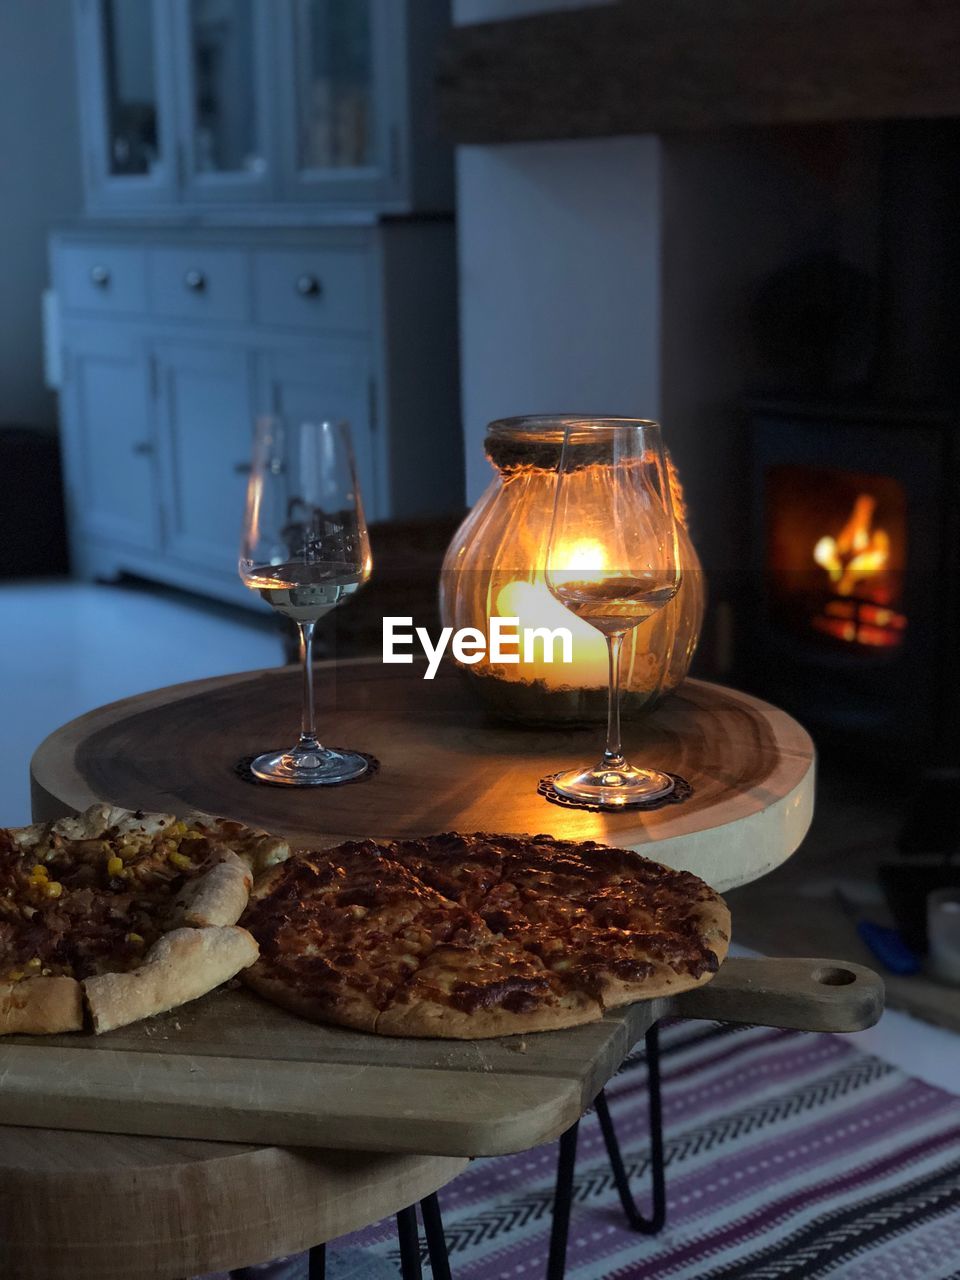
297, 620, 322, 751
603, 631, 627, 770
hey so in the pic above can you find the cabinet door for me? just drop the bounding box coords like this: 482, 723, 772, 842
258, 347, 381, 521
74, 0, 178, 210
273, 0, 402, 208
170, 0, 277, 204
154, 342, 255, 575
60, 325, 159, 551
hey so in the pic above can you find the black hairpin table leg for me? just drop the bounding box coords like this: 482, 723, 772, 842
308, 1242, 325, 1279
306, 1193, 451, 1280
596, 1021, 666, 1234
546, 1118, 580, 1280
546, 1021, 666, 1280
420, 1191, 453, 1280
396, 1204, 424, 1280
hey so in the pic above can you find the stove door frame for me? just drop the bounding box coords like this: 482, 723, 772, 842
744, 400, 955, 760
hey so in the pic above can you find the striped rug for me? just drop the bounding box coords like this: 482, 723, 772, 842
211, 1022, 960, 1279
340, 1021, 960, 1279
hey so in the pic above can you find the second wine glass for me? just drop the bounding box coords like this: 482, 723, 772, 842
545, 419, 683, 806
239, 415, 372, 786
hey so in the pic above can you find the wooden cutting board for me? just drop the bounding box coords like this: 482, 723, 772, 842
0, 958, 882, 1158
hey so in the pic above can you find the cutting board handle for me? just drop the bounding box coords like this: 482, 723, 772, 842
669, 956, 884, 1033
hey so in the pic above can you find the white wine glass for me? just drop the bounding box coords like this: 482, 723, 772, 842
545, 419, 682, 806
239, 415, 372, 786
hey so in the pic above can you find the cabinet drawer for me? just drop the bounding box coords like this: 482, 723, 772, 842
56, 245, 148, 315
149, 248, 250, 323
252, 249, 369, 333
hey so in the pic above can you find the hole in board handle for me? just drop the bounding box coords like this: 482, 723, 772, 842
812, 966, 857, 986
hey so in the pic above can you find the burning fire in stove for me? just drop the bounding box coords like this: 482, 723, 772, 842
810, 492, 906, 649
813, 494, 890, 596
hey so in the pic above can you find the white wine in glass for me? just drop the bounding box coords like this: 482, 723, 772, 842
239, 416, 372, 786
545, 419, 682, 806
247, 563, 367, 623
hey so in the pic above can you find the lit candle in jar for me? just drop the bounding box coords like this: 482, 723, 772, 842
439, 416, 704, 722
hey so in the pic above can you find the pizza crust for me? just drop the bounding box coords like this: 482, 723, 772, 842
594, 898, 732, 1013
242, 965, 381, 1035
83, 926, 259, 1035
11, 804, 179, 849
245, 856, 295, 903
375, 988, 603, 1039
189, 814, 291, 877
374, 1003, 596, 1039
172, 850, 252, 928
0, 976, 84, 1035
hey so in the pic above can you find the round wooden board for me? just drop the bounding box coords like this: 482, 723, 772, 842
31, 661, 814, 893
0, 1122, 466, 1279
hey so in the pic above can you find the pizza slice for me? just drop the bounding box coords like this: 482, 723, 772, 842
481, 837, 730, 1010
374, 918, 601, 1038
241, 843, 482, 1033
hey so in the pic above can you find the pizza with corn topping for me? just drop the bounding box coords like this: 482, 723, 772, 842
0, 804, 290, 1036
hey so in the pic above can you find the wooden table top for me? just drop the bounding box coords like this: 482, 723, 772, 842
31, 660, 815, 894
0, 1125, 466, 1280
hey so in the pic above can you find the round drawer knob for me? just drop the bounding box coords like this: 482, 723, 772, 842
184, 269, 206, 292
132, 441, 154, 456
89, 265, 110, 288
296, 274, 322, 298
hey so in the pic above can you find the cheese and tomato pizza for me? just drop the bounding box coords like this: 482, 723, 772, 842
241, 832, 730, 1038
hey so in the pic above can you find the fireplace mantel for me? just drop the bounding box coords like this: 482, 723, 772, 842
438, 0, 960, 143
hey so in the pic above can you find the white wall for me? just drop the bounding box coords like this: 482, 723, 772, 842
0, 4, 82, 428
453, 0, 663, 506
457, 136, 663, 502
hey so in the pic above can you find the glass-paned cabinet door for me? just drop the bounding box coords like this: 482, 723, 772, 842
277, 0, 400, 206
74, 0, 178, 208
296, 0, 374, 171
172, 0, 276, 202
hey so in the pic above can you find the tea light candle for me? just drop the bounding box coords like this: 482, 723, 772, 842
927, 889, 960, 985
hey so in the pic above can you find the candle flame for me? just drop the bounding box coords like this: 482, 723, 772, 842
560, 537, 609, 576
495, 574, 609, 687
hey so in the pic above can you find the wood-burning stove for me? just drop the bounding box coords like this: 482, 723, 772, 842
743, 399, 958, 761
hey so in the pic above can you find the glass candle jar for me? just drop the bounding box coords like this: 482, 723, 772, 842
439, 415, 706, 724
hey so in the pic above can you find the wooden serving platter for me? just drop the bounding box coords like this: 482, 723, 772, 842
0, 958, 882, 1158
30, 663, 816, 894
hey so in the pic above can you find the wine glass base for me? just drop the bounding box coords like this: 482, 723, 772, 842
250, 746, 369, 787
552, 763, 675, 808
